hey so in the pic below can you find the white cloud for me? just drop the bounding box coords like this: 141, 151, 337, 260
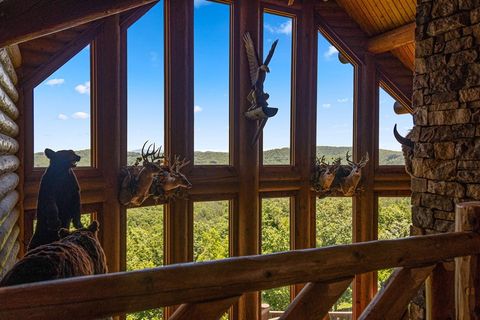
194, 105, 203, 113
75, 81, 90, 95
324, 45, 339, 59
322, 103, 331, 109
337, 98, 349, 103
194, 0, 210, 7
265, 20, 292, 35
46, 78, 65, 86
57, 113, 68, 120
72, 112, 89, 119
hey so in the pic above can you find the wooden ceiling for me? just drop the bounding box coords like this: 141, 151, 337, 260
335, 0, 416, 70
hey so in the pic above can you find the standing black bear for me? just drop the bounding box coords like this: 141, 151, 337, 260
28, 148, 82, 250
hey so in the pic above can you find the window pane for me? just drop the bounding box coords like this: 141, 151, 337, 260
262, 198, 291, 314
34, 45, 91, 167
193, 201, 229, 262
317, 34, 353, 159
378, 87, 413, 165
377, 197, 412, 289
194, 1, 230, 165
127, 3, 164, 165
127, 205, 164, 320
262, 13, 293, 165
316, 197, 353, 313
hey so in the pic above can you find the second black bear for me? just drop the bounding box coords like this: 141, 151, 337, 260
28, 148, 82, 250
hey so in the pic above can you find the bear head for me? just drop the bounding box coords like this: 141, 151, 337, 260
45, 148, 81, 169
58, 221, 107, 274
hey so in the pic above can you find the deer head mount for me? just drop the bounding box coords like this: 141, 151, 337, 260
118, 142, 192, 207
312, 151, 369, 198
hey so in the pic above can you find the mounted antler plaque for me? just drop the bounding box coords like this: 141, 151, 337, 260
118, 141, 192, 207
312, 152, 369, 198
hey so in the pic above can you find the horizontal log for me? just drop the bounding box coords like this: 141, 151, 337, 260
0, 86, 18, 120
359, 265, 435, 320
0, 134, 18, 155
0, 155, 19, 175
170, 296, 239, 320
0, 63, 18, 102
0, 241, 18, 279
0, 173, 19, 201
0, 0, 159, 47
0, 49, 17, 85
0, 109, 18, 137
0, 209, 19, 250
0, 225, 19, 269
0, 191, 19, 224
367, 22, 415, 54
0, 232, 479, 319
6, 46, 21, 69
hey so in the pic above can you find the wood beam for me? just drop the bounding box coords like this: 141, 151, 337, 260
367, 22, 415, 54
169, 296, 239, 320
359, 265, 435, 320
280, 278, 353, 320
0, 0, 159, 47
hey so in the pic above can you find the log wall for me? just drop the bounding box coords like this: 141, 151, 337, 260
0, 46, 21, 279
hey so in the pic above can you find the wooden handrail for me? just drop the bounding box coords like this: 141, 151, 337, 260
0, 231, 479, 319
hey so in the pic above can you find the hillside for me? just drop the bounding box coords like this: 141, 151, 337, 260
33, 146, 405, 167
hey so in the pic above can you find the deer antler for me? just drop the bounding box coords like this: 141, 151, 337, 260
141, 141, 163, 163
172, 155, 190, 172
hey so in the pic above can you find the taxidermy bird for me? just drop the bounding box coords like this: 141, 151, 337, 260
243, 32, 279, 145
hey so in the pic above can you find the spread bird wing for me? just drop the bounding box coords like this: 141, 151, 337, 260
243, 32, 260, 86
263, 39, 278, 66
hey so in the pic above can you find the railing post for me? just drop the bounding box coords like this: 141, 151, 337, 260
455, 202, 480, 320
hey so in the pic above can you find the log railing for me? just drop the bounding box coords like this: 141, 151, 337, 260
1, 202, 480, 320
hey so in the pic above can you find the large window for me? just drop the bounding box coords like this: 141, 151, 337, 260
378, 87, 413, 166
33, 45, 92, 167
261, 197, 291, 313
194, 1, 231, 165
127, 3, 164, 165
126, 206, 164, 320
316, 197, 353, 312
377, 197, 411, 289
316, 34, 353, 161
262, 13, 293, 165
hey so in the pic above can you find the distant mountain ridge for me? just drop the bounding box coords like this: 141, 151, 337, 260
33, 146, 404, 167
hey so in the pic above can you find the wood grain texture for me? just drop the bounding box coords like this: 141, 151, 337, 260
280, 278, 353, 320
169, 296, 239, 320
0, 85, 19, 120
0, 208, 18, 248
0, 173, 19, 201
367, 22, 415, 54
0, 62, 18, 102
0, 226, 19, 269
0, 133, 18, 155
0, 191, 19, 224
455, 202, 480, 320
0, 232, 478, 319
6, 45, 21, 69
0, 49, 17, 85
359, 265, 435, 320
0, 0, 159, 47
0, 156, 19, 175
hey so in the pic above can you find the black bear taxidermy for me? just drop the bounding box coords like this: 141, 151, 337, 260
28, 148, 82, 251
1, 221, 107, 287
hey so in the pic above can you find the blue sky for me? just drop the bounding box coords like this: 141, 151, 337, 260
33, 0, 412, 156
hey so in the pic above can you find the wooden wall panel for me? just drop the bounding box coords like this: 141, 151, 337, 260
0, 47, 20, 279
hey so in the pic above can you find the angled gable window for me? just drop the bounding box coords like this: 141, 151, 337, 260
33, 45, 92, 167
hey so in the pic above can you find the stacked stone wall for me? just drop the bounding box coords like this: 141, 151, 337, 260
411, 1, 480, 318
413, 0, 480, 236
